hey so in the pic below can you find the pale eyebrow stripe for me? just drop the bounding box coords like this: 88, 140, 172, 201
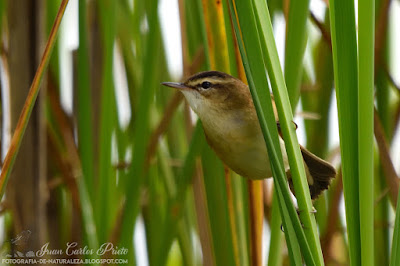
186, 71, 230, 82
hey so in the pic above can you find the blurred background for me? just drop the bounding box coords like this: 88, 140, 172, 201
0, 0, 399, 265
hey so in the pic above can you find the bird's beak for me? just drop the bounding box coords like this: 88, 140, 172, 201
161, 82, 189, 90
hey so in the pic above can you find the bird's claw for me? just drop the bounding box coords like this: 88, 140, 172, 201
296, 207, 317, 214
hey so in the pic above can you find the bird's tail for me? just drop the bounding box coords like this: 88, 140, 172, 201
287, 146, 336, 200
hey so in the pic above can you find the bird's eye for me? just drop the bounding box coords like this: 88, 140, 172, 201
201, 81, 212, 89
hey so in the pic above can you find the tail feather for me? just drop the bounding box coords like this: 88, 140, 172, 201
286, 146, 336, 200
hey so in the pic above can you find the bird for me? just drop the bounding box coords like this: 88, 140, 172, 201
162, 70, 336, 199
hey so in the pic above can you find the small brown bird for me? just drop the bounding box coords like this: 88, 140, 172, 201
162, 71, 336, 199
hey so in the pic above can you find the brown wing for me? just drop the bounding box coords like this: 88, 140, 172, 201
300, 145, 336, 199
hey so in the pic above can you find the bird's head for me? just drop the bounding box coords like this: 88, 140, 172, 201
162, 71, 252, 116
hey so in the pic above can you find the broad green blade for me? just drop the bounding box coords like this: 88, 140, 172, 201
77, 0, 95, 203
96, 0, 118, 244
358, 0, 375, 265
329, 0, 361, 264
284, 0, 310, 107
